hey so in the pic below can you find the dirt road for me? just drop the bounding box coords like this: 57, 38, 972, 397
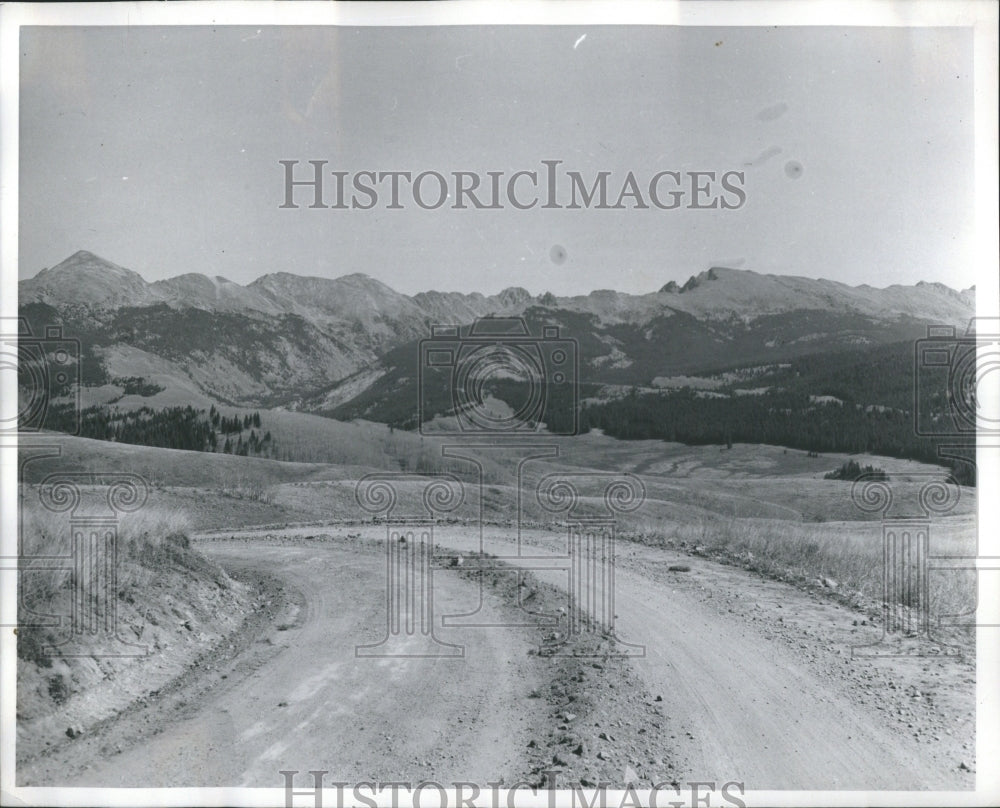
436, 525, 973, 790
21, 541, 546, 787
25, 525, 973, 790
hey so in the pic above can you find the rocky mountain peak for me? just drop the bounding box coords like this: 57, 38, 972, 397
495, 286, 532, 308
22, 250, 154, 307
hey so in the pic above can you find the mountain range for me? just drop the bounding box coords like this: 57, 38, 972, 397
19, 250, 975, 411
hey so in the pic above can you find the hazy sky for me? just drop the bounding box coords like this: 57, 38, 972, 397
19, 25, 975, 295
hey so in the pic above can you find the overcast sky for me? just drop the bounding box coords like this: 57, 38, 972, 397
18, 25, 975, 296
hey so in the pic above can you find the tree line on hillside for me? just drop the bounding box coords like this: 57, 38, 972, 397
725, 340, 919, 407
209, 405, 261, 434
43, 404, 272, 457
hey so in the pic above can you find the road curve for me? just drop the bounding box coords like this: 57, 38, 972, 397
39, 541, 544, 787
33, 526, 968, 790
426, 524, 964, 790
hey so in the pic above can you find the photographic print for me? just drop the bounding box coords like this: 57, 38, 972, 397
1, 3, 997, 807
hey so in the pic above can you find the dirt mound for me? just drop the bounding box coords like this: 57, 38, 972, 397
16, 514, 260, 766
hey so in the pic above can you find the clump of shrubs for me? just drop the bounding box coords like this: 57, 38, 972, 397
824, 459, 887, 481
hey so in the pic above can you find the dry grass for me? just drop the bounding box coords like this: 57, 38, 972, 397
18, 492, 193, 612
653, 514, 978, 619
219, 473, 274, 504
